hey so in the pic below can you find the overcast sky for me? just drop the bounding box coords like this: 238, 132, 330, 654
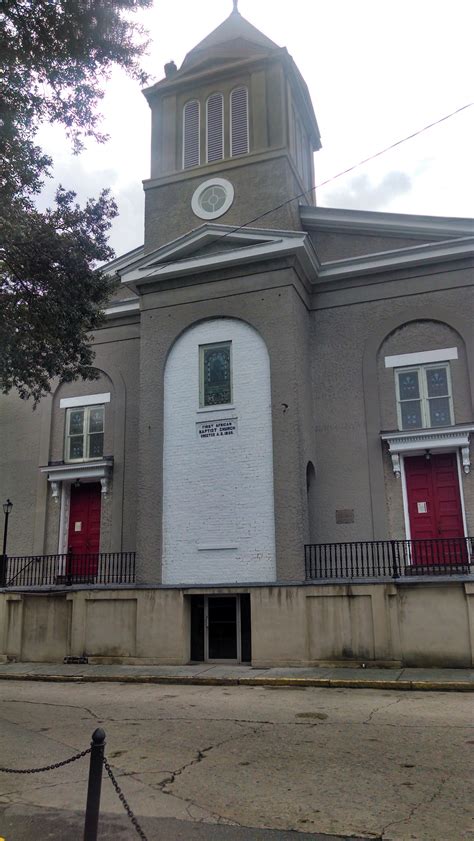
37, 0, 474, 255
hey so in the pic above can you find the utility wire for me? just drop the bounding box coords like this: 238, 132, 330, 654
129, 101, 473, 281
316, 101, 474, 190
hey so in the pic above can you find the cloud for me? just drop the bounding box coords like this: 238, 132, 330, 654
320, 170, 412, 211
107, 183, 144, 255
35, 156, 116, 209
34, 156, 144, 256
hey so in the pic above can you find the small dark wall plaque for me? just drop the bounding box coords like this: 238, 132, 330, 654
336, 509, 354, 524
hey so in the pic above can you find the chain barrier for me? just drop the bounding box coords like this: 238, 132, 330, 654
0, 734, 149, 840
103, 756, 149, 841
0, 747, 91, 775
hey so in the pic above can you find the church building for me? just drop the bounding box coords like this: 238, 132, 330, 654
1, 5, 473, 667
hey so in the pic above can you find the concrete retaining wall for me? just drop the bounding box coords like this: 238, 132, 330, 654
1, 581, 473, 667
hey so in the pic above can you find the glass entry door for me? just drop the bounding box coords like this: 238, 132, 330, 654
205, 596, 240, 662
190, 594, 251, 664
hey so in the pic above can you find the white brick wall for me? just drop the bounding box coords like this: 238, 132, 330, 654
163, 318, 276, 584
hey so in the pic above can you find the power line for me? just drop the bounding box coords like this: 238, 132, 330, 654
130, 101, 473, 281
316, 101, 474, 190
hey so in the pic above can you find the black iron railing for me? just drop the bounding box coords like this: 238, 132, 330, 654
1, 551, 136, 587
305, 538, 473, 581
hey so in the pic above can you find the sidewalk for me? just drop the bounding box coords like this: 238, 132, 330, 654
0, 661, 473, 690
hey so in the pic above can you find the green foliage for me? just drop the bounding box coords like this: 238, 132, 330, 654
1, 188, 118, 402
0, 0, 151, 402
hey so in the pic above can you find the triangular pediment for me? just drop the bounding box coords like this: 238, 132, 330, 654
148, 225, 284, 265
117, 223, 317, 292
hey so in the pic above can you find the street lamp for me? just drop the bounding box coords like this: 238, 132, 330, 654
1, 499, 13, 587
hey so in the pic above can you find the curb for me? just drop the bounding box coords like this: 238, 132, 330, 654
0, 672, 472, 691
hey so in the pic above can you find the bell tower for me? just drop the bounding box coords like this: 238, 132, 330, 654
142, 4, 321, 252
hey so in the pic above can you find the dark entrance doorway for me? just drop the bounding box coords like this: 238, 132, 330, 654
208, 596, 237, 660
190, 594, 251, 663
405, 453, 466, 563
67, 482, 101, 576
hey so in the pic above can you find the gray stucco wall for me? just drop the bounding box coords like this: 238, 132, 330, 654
308, 231, 439, 262
0, 394, 47, 556
378, 321, 472, 430
310, 277, 473, 543
143, 48, 311, 253
2, 257, 472, 571
377, 320, 473, 539
0, 319, 140, 558
135, 265, 313, 583
144, 154, 303, 252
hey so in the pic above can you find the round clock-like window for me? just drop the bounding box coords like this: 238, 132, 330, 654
191, 178, 234, 220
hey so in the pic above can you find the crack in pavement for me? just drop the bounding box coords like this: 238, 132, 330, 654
0, 697, 100, 720
114, 761, 239, 827
380, 775, 449, 839
363, 696, 404, 725
157, 734, 236, 793
110, 729, 250, 827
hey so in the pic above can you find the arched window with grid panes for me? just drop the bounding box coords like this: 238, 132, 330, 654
230, 86, 249, 157
206, 93, 224, 163
183, 99, 200, 169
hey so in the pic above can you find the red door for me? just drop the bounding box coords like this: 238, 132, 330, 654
405, 454, 466, 564
67, 483, 101, 576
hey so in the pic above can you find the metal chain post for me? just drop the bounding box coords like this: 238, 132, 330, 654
83, 728, 106, 841
1, 728, 148, 841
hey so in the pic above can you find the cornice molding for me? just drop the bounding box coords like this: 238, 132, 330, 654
104, 300, 140, 318
144, 53, 280, 100
381, 424, 474, 477
317, 237, 474, 282
143, 147, 301, 191
109, 227, 473, 298
40, 458, 114, 497
301, 206, 474, 241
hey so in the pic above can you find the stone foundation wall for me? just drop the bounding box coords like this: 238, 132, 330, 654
0, 581, 473, 667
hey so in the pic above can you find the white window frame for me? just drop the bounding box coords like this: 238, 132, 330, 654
385, 347, 458, 368
199, 341, 233, 408
191, 177, 234, 220
60, 392, 110, 409
182, 99, 201, 170
395, 363, 453, 431
230, 86, 249, 157
206, 92, 224, 163
65, 405, 105, 463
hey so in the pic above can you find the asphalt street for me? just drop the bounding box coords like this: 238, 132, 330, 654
0, 680, 472, 840
0, 804, 366, 840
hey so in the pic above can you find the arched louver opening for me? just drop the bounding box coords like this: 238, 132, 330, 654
230, 86, 249, 157
207, 93, 224, 163
183, 100, 200, 169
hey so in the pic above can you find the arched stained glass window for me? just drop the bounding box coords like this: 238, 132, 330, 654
183, 100, 200, 169
200, 342, 232, 406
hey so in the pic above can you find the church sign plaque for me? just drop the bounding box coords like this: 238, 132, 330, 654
197, 418, 237, 440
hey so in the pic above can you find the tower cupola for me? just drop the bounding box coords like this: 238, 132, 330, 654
142, 5, 321, 250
